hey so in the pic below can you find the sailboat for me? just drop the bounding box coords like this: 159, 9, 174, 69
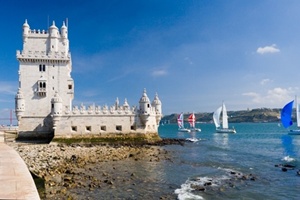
281, 98, 300, 135
213, 102, 236, 134
177, 113, 190, 132
188, 112, 201, 132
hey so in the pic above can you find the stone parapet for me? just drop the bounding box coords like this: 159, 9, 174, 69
0, 133, 40, 199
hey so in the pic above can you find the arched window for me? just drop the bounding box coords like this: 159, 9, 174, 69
39, 64, 46, 72
37, 81, 47, 97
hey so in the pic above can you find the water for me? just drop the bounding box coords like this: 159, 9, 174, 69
158, 123, 300, 200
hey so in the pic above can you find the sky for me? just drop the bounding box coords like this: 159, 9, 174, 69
1, 0, 300, 124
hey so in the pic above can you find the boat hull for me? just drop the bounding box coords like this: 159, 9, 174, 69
189, 128, 201, 132
288, 129, 300, 135
186, 138, 198, 142
216, 128, 236, 134
178, 128, 190, 132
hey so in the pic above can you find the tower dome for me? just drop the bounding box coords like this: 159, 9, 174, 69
123, 98, 129, 107
123, 98, 130, 110
139, 88, 151, 125
139, 88, 150, 103
22, 19, 30, 39
49, 21, 59, 38
152, 93, 162, 125
61, 21, 68, 39
152, 93, 161, 106
23, 19, 30, 29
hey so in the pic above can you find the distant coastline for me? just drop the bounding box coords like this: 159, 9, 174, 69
161, 108, 287, 124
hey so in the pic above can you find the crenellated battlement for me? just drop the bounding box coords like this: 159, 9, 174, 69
65, 104, 137, 116
16, 50, 71, 62
28, 29, 48, 35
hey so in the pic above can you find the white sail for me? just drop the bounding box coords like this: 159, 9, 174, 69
177, 113, 191, 132
214, 102, 236, 134
222, 103, 229, 129
213, 106, 222, 128
177, 113, 184, 128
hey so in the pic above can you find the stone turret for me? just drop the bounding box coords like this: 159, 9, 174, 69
60, 21, 69, 53
139, 88, 151, 125
123, 98, 129, 110
49, 21, 59, 38
15, 88, 25, 123
51, 92, 63, 129
61, 22, 68, 39
49, 21, 59, 53
22, 19, 29, 43
152, 93, 162, 125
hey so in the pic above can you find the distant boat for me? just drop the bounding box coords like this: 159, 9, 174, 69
281, 97, 300, 135
213, 102, 236, 134
187, 112, 201, 132
177, 113, 190, 132
186, 137, 199, 142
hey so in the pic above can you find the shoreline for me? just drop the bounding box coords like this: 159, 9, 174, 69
7, 138, 185, 199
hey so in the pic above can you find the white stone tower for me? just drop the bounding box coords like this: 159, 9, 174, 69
15, 19, 162, 139
15, 19, 74, 135
152, 93, 162, 125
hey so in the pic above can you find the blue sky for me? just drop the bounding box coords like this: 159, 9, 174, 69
1, 0, 300, 124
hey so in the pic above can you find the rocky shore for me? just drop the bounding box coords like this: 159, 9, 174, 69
8, 139, 185, 199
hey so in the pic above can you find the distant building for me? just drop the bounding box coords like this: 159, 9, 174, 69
15, 20, 162, 138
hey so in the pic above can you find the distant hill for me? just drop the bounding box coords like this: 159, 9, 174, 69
161, 108, 287, 124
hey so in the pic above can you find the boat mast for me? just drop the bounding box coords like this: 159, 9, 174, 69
296, 96, 300, 128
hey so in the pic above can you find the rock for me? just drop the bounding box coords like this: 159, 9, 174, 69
103, 179, 113, 185
282, 168, 288, 172
64, 175, 72, 182
191, 184, 205, 191
204, 182, 212, 186
7, 141, 178, 199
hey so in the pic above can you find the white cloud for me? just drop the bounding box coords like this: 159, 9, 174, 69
256, 44, 280, 54
242, 92, 261, 103
243, 87, 295, 107
151, 69, 167, 77
260, 78, 272, 85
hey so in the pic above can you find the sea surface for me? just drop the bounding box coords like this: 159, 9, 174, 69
27, 123, 300, 199
156, 122, 300, 200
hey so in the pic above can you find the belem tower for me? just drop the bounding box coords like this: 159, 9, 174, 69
15, 19, 162, 139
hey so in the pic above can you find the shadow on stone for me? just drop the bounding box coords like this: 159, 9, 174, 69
31, 172, 45, 199
16, 131, 54, 144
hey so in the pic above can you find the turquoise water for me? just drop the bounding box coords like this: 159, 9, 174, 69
158, 123, 300, 200
77, 123, 300, 199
